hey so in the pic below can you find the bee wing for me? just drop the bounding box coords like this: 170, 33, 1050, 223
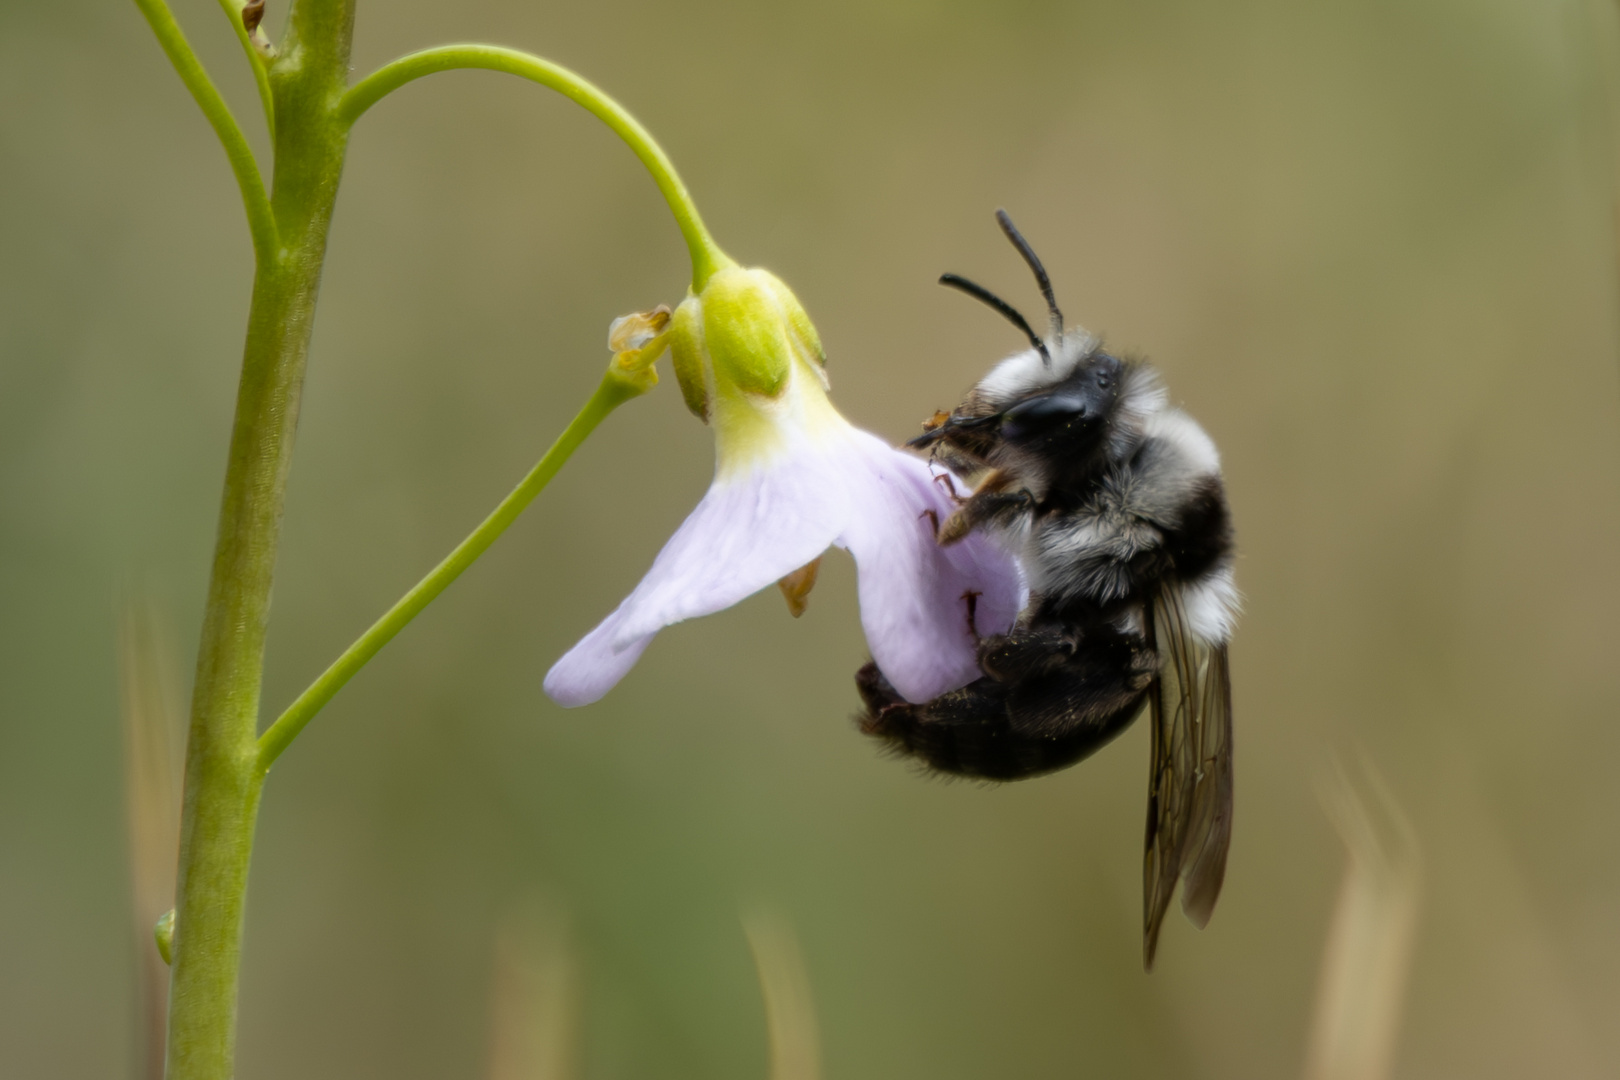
1142, 584, 1234, 969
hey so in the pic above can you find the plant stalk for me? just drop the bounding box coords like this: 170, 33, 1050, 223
165, 2, 355, 1077
149, 2, 712, 1074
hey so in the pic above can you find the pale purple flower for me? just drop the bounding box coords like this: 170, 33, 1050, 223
544, 267, 1024, 708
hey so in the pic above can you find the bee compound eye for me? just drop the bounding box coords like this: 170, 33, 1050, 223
1001, 393, 1089, 441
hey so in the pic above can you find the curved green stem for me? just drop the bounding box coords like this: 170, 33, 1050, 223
215, 0, 277, 141
131, 0, 278, 265
255, 365, 651, 772
339, 45, 732, 290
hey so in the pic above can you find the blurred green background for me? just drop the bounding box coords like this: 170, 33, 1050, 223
4, 0, 1620, 1076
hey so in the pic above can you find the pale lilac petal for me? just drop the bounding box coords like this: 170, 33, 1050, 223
545, 419, 1026, 709
609, 454, 847, 644
544, 447, 847, 707
542, 620, 655, 708
835, 431, 1026, 703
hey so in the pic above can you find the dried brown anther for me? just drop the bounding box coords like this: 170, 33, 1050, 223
776, 558, 822, 618
241, 0, 275, 57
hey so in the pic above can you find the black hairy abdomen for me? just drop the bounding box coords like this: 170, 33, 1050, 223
855, 659, 1149, 781
854, 623, 1156, 781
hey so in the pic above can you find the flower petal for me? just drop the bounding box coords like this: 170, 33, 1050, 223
542, 621, 656, 708
835, 432, 1026, 703
544, 442, 850, 707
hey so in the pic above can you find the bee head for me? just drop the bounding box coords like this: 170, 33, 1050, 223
908, 346, 1124, 454
926, 210, 1108, 424
912, 211, 1162, 472
997, 351, 1121, 450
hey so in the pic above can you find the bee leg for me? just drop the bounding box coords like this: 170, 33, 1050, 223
976, 626, 1074, 681
939, 489, 1035, 545
930, 471, 969, 505
854, 660, 907, 715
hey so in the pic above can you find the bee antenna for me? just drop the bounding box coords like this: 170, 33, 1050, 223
938, 273, 1052, 366
995, 209, 1063, 344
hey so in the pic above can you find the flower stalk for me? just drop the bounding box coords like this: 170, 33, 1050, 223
131, 0, 277, 264
257, 354, 662, 772
338, 44, 732, 289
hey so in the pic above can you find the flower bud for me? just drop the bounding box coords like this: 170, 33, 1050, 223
155, 908, 175, 965
667, 266, 826, 423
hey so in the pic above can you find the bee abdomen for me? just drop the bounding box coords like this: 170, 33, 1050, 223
853, 630, 1152, 782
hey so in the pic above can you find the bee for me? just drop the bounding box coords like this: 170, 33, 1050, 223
856, 211, 1236, 967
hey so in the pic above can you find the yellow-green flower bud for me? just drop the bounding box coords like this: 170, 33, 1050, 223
667, 266, 827, 424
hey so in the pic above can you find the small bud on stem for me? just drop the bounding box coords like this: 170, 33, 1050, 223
241, 0, 275, 58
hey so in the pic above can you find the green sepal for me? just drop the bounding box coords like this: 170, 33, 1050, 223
668, 298, 710, 420
701, 269, 793, 399
782, 285, 825, 368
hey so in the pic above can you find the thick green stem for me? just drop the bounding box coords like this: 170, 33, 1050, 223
165, 2, 354, 1077
339, 45, 733, 290
257, 366, 649, 771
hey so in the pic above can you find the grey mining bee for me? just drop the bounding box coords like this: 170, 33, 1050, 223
856, 211, 1236, 967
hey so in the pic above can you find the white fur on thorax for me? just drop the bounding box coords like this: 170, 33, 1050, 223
1025, 511, 1154, 602
1106, 364, 1168, 462
1003, 390, 1234, 621
964, 338, 1235, 638
973, 329, 1098, 406
1020, 521, 1093, 598
1142, 407, 1221, 477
